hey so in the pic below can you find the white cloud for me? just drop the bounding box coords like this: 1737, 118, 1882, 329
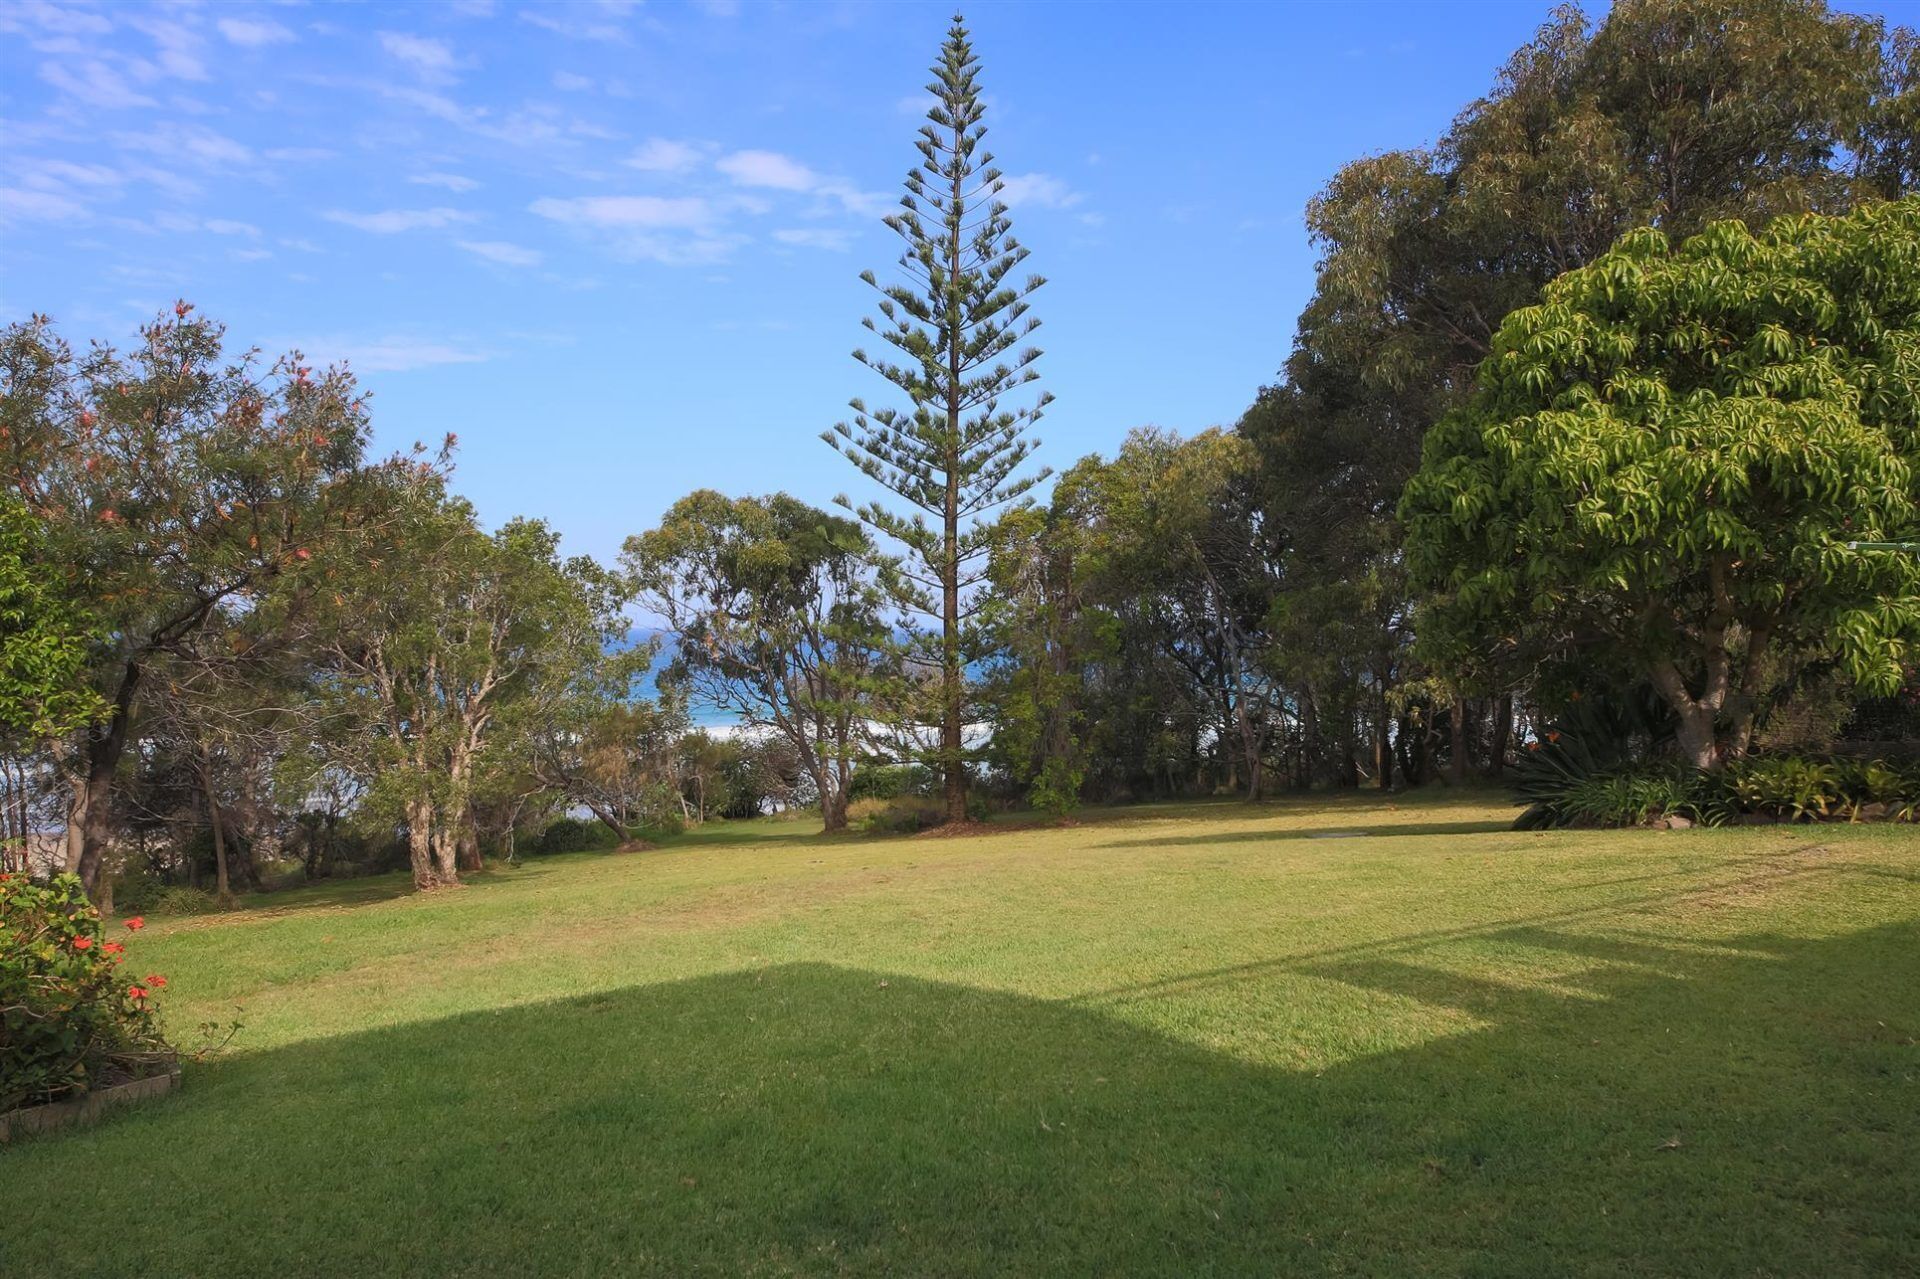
626, 138, 702, 174
218, 17, 295, 48
693, 0, 741, 16
996, 173, 1083, 210
716, 148, 887, 217
26, 160, 124, 191
303, 336, 492, 373
231, 247, 273, 262
773, 227, 854, 252
41, 59, 156, 110
125, 15, 208, 82
411, 171, 480, 192
530, 194, 734, 265
0, 187, 85, 224
519, 0, 636, 42
553, 70, 594, 92
203, 218, 262, 238
716, 149, 816, 192
112, 123, 252, 168
322, 207, 476, 233
379, 32, 460, 83
529, 195, 711, 230
458, 239, 543, 267
264, 147, 336, 163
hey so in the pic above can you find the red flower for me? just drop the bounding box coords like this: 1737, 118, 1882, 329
1547, 731, 1562, 743
1527, 741, 1541, 752
71, 935, 94, 951
125, 916, 145, 931
145, 974, 168, 989
128, 986, 149, 1002
294, 547, 311, 561
102, 940, 124, 955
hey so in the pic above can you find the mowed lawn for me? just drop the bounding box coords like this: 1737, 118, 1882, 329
6, 791, 1918, 1277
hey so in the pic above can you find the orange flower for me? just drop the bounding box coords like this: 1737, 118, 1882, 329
125, 916, 145, 931
102, 940, 124, 955
1547, 731, 1562, 743
128, 986, 149, 1002
1527, 741, 1541, 752
71, 935, 94, 951
145, 974, 168, 989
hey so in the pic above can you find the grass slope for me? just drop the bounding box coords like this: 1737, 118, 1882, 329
5, 790, 1917, 1276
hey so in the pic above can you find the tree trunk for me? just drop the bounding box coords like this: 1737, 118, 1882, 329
406, 798, 438, 889
1449, 696, 1468, 785
202, 765, 232, 900
1673, 706, 1719, 771
1373, 699, 1393, 791
1489, 693, 1512, 779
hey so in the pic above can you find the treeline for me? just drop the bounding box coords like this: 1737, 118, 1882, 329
0, 309, 817, 902
986, 0, 1920, 809
4, 0, 1918, 903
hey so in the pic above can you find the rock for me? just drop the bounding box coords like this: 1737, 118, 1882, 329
1858, 801, 1893, 822
1664, 814, 1692, 829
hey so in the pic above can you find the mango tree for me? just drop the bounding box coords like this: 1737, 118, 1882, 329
1403, 201, 1920, 768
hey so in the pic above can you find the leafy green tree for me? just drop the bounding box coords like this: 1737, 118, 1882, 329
1402, 201, 1920, 769
627, 491, 888, 832
824, 15, 1050, 825
0, 501, 103, 741
0, 306, 371, 897
314, 479, 626, 888
1245, 0, 1918, 787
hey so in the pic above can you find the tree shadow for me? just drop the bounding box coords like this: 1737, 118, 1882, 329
6, 923, 1916, 1276
1093, 818, 1515, 849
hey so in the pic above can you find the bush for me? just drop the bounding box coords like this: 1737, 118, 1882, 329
848, 764, 936, 802
847, 795, 945, 834
532, 817, 622, 855
1514, 746, 1920, 829
0, 874, 174, 1110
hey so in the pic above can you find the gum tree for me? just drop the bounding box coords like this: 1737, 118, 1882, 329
1402, 201, 1920, 768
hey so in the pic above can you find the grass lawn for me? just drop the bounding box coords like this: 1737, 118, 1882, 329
5, 788, 1918, 1276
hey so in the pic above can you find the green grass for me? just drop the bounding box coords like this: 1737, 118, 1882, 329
6, 789, 1918, 1276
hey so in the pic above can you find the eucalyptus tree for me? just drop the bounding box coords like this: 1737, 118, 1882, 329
315, 479, 625, 888
627, 491, 889, 832
1402, 202, 1920, 769
824, 15, 1050, 824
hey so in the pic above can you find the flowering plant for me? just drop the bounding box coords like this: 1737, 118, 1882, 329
0, 873, 173, 1110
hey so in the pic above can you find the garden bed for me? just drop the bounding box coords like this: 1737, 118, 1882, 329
1, 1058, 181, 1144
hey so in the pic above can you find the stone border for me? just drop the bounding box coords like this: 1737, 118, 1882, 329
0, 1065, 181, 1145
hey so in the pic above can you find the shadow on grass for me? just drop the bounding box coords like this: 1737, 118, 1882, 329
1093, 818, 1515, 850
6, 923, 1916, 1277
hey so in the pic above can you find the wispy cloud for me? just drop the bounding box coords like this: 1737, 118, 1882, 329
996, 173, 1083, 210
530, 195, 711, 230
217, 17, 295, 49
0, 187, 86, 224
772, 227, 854, 252
112, 123, 252, 168
715, 149, 886, 216
323, 207, 477, 233
203, 218, 262, 238
530, 193, 734, 264
379, 32, 461, 84
300, 335, 493, 373
626, 138, 703, 174
411, 171, 481, 192
458, 239, 543, 267
519, 0, 638, 42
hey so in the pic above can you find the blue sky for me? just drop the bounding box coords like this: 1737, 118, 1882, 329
5, 0, 1916, 573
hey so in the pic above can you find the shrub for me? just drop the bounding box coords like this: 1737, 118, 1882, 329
532, 817, 621, 855
0, 874, 174, 1111
1513, 745, 1920, 829
848, 795, 945, 834
848, 764, 936, 802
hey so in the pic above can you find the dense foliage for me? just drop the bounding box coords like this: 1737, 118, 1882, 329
0, 874, 169, 1109
1403, 202, 1920, 768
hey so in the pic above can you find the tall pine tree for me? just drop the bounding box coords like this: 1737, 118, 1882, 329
824, 14, 1049, 824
